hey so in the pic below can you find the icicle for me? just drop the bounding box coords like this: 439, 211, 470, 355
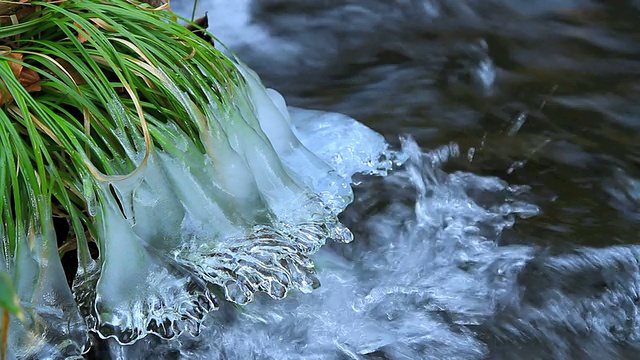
7, 206, 88, 359
89, 185, 217, 345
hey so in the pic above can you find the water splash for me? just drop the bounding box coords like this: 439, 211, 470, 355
103, 135, 640, 358
106, 137, 542, 359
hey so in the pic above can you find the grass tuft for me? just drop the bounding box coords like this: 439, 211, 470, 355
0, 0, 248, 351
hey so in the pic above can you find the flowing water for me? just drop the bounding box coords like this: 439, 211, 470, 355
103, 1, 640, 358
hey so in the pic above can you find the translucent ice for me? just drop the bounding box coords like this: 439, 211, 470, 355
4, 207, 88, 359
70, 58, 402, 344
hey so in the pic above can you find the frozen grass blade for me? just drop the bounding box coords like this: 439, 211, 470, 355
0, 272, 23, 322
0, 270, 24, 360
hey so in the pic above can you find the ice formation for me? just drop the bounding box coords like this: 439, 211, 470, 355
45, 59, 400, 344
0, 14, 402, 352
4, 207, 88, 359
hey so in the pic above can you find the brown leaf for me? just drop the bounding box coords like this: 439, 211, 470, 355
7, 53, 22, 78
0, 52, 41, 106
184, 14, 214, 46
0, 0, 33, 25
20, 68, 41, 91
73, 22, 90, 43
13, 5, 35, 20
139, 0, 168, 8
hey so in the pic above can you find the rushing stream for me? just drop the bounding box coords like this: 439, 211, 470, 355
99, 0, 640, 359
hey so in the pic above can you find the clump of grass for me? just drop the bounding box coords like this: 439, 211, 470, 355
0, 0, 247, 355
1, 0, 242, 256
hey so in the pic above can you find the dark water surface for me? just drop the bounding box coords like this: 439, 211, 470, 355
107, 1, 640, 359
236, 0, 640, 250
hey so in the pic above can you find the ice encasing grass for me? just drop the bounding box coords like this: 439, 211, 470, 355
0, 0, 400, 356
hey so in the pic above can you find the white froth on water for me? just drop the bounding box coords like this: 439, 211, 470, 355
106, 133, 640, 359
